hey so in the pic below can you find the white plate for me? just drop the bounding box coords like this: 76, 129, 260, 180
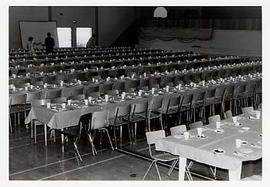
240, 148, 253, 154
242, 127, 250, 131
173, 135, 183, 139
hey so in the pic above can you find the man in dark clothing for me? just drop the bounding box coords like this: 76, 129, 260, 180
44, 32, 55, 53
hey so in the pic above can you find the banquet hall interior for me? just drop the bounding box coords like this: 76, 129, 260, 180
8, 6, 262, 181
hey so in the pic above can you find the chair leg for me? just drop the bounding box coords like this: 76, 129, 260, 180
159, 116, 163, 130
148, 118, 151, 132
34, 123, 37, 144
73, 142, 82, 162
119, 126, 123, 145
18, 112, 20, 125
210, 166, 217, 179
9, 116, 13, 133
113, 127, 118, 148
30, 120, 33, 138
154, 161, 162, 180
168, 159, 178, 176
143, 160, 155, 180
104, 129, 114, 151
134, 123, 137, 141
44, 124, 47, 146
128, 124, 133, 144
87, 133, 97, 156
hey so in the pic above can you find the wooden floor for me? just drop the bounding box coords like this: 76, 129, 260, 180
9, 123, 262, 180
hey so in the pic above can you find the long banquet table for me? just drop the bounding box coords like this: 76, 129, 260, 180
155, 111, 262, 181
24, 77, 261, 146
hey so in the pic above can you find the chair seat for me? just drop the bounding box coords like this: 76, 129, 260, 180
192, 100, 205, 107
205, 97, 215, 105
109, 118, 129, 127
56, 126, 79, 137
152, 152, 178, 162
10, 105, 26, 114
214, 96, 223, 102
148, 111, 161, 119
129, 113, 147, 123
241, 174, 262, 181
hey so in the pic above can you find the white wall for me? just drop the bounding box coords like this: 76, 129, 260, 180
138, 30, 262, 57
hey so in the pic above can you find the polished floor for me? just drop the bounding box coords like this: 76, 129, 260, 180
9, 122, 262, 180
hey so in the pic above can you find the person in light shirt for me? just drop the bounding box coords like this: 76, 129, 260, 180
26, 36, 41, 53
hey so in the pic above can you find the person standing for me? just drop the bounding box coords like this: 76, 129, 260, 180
44, 32, 55, 53
26, 36, 41, 53
86, 34, 96, 48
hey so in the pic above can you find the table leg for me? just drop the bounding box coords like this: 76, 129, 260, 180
61, 129, 65, 153
30, 120, 33, 138
178, 157, 187, 181
228, 164, 242, 181
44, 124, 47, 146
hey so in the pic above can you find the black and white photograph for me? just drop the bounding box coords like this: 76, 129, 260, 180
1, 0, 269, 185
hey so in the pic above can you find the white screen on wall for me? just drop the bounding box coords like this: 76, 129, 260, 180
19, 21, 59, 49
57, 27, 72, 48
76, 27, 92, 47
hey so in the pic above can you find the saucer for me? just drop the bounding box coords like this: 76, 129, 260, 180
197, 134, 208, 139
213, 148, 225, 154
214, 129, 224, 134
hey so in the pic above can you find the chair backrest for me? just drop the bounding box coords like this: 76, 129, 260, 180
242, 107, 254, 114
236, 84, 247, 95
206, 88, 216, 98
189, 121, 203, 130
68, 94, 85, 100
71, 87, 84, 96
107, 89, 119, 96
145, 130, 165, 145
51, 97, 67, 103
151, 84, 160, 89
79, 112, 92, 132
208, 115, 221, 124
26, 91, 42, 102
44, 89, 62, 99
10, 94, 27, 105
85, 85, 99, 95
246, 83, 256, 93
131, 102, 148, 114
112, 82, 125, 91
140, 79, 150, 88
170, 125, 187, 136
149, 97, 163, 111
225, 110, 233, 119
180, 94, 193, 106
91, 110, 108, 130
125, 80, 140, 91
86, 91, 100, 98
33, 80, 44, 86
225, 85, 235, 97
43, 75, 56, 84
115, 104, 131, 118
169, 95, 181, 107
99, 83, 113, 94
166, 95, 181, 112
31, 99, 51, 106
193, 91, 206, 102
